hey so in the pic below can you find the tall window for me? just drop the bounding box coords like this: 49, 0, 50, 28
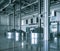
36, 17, 38, 23
31, 18, 33, 24
21, 20, 24, 25
26, 20, 28, 24
31, 33, 37, 44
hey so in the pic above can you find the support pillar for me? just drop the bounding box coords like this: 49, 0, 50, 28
44, 0, 50, 51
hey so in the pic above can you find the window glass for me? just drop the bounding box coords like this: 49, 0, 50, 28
36, 17, 38, 23
31, 18, 33, 24
26, 20, 28, 24
21, 20, 24, 25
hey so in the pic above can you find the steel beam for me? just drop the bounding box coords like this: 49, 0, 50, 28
1, 0, 38, 15
0, 0, 38, 12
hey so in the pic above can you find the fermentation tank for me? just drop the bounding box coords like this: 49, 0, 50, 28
26, 27, 43, 45
5, 29, 26, 42
31, 27, 43, 45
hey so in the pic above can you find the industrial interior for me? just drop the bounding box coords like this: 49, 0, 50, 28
0, 0, 60, 51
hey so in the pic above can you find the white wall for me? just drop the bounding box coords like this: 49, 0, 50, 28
1, 15, 9, 25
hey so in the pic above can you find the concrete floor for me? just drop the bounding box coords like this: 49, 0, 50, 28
0, 41, 60, 51
0, 36, 60, 51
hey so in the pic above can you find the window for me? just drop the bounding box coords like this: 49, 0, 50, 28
7, 32, 12, 39
15, 32, 19, 41
21, 20, 24, 25
31, 18, 33, 24
51, 10, 56, 17
31, 33, 38, 44
26, 20, 28, 24
36, 17, 38, 23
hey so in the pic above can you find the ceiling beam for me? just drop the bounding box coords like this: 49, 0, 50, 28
0, 4, 10, 11
0, 0, 38, 13
8, 0, 38, 15
0, 0, 16, 12
21, 0, 38, 9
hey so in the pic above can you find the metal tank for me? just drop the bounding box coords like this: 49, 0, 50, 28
6, 29, 26, 42
18, 30, 26, 42
31, 27, 43, 45
26, 27, 43, 45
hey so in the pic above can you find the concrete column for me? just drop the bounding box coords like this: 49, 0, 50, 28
44, 0, 50, 51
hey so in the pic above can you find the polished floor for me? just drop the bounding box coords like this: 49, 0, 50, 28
0, 38, 60, 51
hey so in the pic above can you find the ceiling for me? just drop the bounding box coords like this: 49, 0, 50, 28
0, 0, 60, 16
